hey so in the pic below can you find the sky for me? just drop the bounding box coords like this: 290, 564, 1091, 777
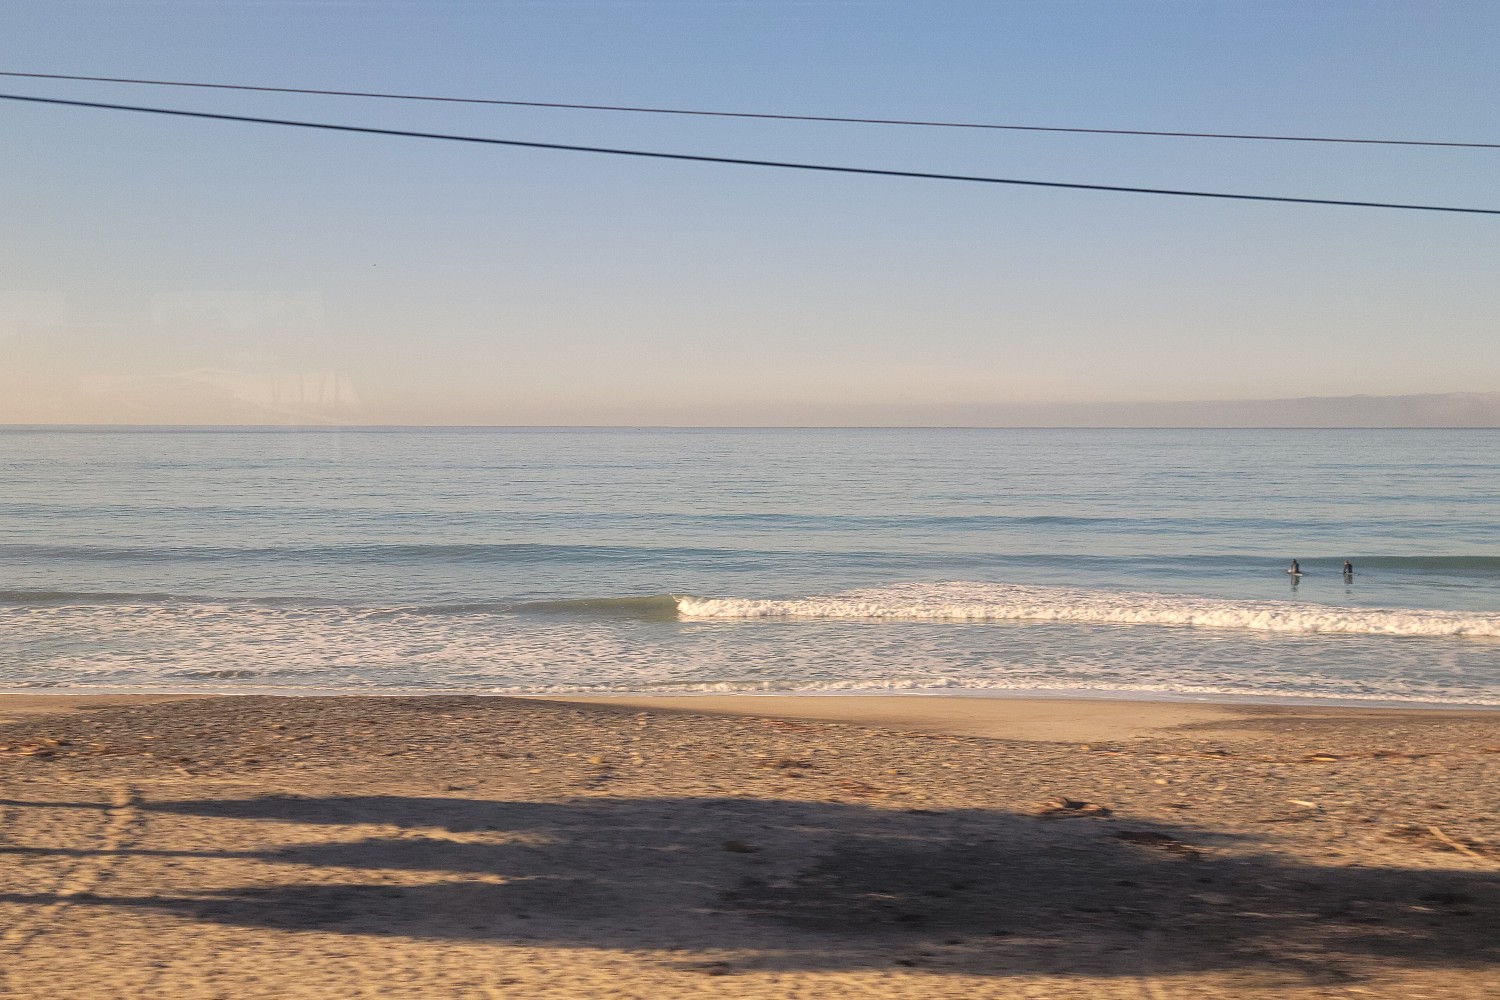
2, 0, 1498, 425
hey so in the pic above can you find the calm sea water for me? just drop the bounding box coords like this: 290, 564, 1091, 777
2, 427, 1497, 705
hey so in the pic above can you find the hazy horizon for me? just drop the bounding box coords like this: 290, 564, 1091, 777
3, 390, 1498, 430
5, 2, 1498, 424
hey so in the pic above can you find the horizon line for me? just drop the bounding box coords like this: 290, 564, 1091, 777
3, 424, 1498, 432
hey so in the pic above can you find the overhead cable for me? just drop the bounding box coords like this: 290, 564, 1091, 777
2, 69, 1496, 150
2, 91, 1496, 216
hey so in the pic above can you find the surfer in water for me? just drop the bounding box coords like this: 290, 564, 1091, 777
1343, 560, 1355, 579
1288, 559, 1301, 576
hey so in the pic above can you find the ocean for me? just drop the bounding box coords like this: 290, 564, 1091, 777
2, 426, 1497, 706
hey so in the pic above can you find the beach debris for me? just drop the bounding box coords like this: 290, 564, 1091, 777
1370, 749, 1434, 762
1303, 753, 1342, 762
762, 757, 815, 771
1, 737, 70, 758
692, 961, 733, 976
1424, 825, 1489, 861
1388, 824, 1499, 862
1286, 799, 1321, 810
834, 779, 885, 797
1036, 796, 1112, 818
1421, 891, 1475, 905
1114, 830, 1201, 858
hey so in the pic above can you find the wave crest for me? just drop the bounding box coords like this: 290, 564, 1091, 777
675, 582, 1500, 638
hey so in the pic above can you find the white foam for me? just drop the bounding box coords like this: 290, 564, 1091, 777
675, 582, 1500, 638
4, 589, 1497, 706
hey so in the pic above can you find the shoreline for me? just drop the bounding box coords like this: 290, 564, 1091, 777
4, 687, 1500, 743
3, 684, 1497, 715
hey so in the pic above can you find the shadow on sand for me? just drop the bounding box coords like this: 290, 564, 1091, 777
3, 793, 1497, 982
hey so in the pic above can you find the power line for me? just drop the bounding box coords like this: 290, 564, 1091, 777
3, 91, 1496, 216
3, 69, 1496, 151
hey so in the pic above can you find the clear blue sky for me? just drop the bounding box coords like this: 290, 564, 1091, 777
3, 0, 1497, 424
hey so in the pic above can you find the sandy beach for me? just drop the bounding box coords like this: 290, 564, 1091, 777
2, 693, 1497, 998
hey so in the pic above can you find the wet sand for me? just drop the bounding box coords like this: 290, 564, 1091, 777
0, 693, 207, 726
559, 694, 1252, 743
2, 692, 1497, 998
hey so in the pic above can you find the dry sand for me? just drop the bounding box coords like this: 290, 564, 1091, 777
2, 692, 1497, 998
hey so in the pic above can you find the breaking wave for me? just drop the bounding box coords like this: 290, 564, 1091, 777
674, 582, 1500, 638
